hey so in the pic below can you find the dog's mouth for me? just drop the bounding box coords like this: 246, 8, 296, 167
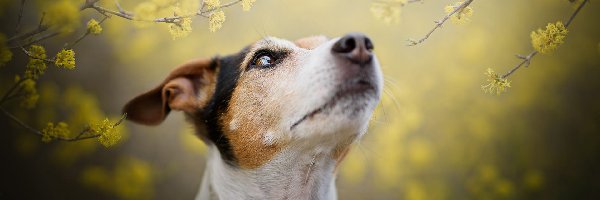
289, 79, 377, 130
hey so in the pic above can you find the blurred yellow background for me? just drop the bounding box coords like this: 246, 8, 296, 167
1, 0, 600, 199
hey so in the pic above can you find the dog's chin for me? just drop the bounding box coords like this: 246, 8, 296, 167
289, 78, 380, 138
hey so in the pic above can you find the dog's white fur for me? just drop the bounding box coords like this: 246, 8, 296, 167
196, 36, 382, 200
123, 34, 382, 200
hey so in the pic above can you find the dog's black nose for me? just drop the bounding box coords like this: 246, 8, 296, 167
332, 33, 374, 65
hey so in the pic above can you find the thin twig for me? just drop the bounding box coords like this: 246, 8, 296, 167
408, 0, 474, 46
86, 0, 243, 23
15, 0, 26, 34
500, 0, 588, 78
20, 47, 55, 63
1, 106, 128, 142
1, 106, 45, 137
114, 0, 131, 15
17, 32, 60, 48
0, 78, 27, 105
64, 16, 109, 49
565, 0, 588, 27
501, 51, 537, 79
7, 26, 48, 44
7, 13, 48, 45
91, 4, 134, 20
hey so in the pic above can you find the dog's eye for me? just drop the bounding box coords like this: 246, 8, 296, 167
250, 52, 276, 68
255, 55, 273, 67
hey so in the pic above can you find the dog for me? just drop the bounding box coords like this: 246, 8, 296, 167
122, 33, 383, 200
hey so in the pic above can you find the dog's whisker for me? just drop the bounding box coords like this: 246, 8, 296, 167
382, 87, 401, 112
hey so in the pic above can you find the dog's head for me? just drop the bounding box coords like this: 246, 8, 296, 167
123, 33, 383, 168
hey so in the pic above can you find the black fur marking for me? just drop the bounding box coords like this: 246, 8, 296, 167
200, 48, 249, 165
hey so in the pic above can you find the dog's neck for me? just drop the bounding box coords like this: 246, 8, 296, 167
196, 141, 342, 200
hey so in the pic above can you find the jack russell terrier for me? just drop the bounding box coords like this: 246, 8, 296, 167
123, 33, 383, 200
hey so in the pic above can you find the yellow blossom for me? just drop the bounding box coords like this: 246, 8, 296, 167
208, 10, 226, 32
45, 0, 81, 33
20, 79, 39, 109
481, 68, 511, 95
531, 21, 568, 54
494, 179, 515, 197
91, 118, 122, 147
133, 2, 158, 27
370, 0, 405, 24
134, 2, 157, 20
24, 45, 47, 80
168, 17, 193, 40
41, 122, 70, 142
241, 0, 256, 11
0, 33, 12, 67
204, 0, 220, 9
445, 1, 474, 25
81, 157, 154, 199
523, 170, 544, 190
87, 19, 103, 35
55, 49, 76, 69
153, 0, 178, 7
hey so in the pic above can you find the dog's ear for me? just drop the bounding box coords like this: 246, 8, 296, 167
123, 58, 218, 125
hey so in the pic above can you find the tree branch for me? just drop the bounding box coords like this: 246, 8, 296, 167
1, 106, 127, 142
84, 0, 243, 23
7, 26, 48, 45
19, 47, 55, 63
19, 32, 60, 48
500, 0, 588, 79
64, 16, 109, 49
15, 0, 26, 34
408, 0, 474, 46
0, 78, 27, 105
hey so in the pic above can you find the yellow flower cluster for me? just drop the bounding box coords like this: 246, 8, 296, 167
168, 17, 193, 40
24, 45, 47, 80
45, 0, 81, 33
208, 11, 226, 32
55, 49, 76, 69
41, 122, 70, 142
0, 34, 12, 67
133, 2, 158, 27
91, 118, 122, 147
204, 0, 221, 9
530, 21, 568, 54
81, 158, 154, 199
445, 1, 474, 25
481, 68, 511, 95
87, 19, 103, 35
466, 165, 516, 198
370, 0, 406, 24
19, 78, 39, 109
153, 0, 178, 7
241, 0, 256, 11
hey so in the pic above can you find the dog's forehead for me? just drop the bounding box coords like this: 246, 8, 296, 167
252, 37, 297, 52
294, 35, 329, 49
250, 36, 329, 52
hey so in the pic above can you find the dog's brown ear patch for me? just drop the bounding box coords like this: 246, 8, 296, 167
123, 58, 217, 125
295, 35, 328, 49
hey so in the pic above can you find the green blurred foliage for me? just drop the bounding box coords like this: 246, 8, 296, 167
1, 0, 599, 199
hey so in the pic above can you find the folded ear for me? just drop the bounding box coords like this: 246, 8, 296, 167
123, 58, 218, 125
